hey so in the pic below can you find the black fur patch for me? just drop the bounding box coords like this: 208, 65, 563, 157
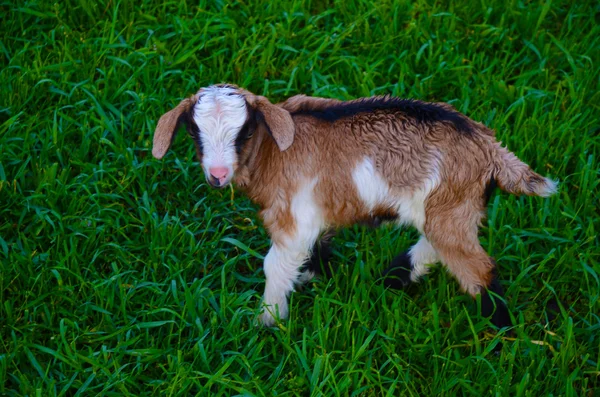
382, 251, 413, 289
234, 103, 257, 155
484, 175, 497, 205
291, 96, 473, 134
181, 107, 203, 154
359, 208, 399, 228
372, 208, 399, 227
215, 83, 238, 90
304, 238, 334, 277
481, 267, 512, 329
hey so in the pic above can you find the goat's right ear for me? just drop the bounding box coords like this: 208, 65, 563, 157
152, 96, 197, 159
253, 96, 295, 152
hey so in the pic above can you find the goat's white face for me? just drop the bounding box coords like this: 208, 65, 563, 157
193, 85, 248, 188
152, 84, 295, 188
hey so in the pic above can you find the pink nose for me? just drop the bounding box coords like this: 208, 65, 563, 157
209, 166, 229, 184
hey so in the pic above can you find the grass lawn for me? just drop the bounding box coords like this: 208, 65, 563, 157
1, 0, 599, 395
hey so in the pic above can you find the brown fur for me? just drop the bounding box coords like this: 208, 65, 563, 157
232, 92, 554, 294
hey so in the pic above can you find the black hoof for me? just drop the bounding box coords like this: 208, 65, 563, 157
383, 252, 413, 289
483, 295, 512, 329
481, 272, 513, 329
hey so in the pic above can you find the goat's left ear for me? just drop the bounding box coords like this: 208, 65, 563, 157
152, 95, 197, 159
254, 96, 295, 151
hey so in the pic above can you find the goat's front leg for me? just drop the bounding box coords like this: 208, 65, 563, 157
259, 237, 316, 326
259, 178, 323, 326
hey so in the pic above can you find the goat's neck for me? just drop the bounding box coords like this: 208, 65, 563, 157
233, 128, 285, 212
233, 128, 268, 192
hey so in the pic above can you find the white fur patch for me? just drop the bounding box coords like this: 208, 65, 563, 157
260, 178, 324, 326
261, 243, 295, 326
193, 86, 247, 180
289, 178, 323, 252
352, 156, 441, 232
352, 158, 390, 211
409, 236, 439, 281
537, 178, 558, 197
394, 164, 440, 232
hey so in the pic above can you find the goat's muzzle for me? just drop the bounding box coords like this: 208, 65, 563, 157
207, 166, 230, 188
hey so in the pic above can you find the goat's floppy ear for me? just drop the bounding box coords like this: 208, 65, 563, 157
152, 95, 197, 159
254, 96, 295, 151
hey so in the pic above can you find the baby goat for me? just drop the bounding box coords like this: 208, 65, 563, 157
152, 84, 556, 328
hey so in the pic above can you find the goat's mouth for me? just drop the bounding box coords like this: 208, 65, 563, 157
204, 165, 233, 189
206, 175, 231, 189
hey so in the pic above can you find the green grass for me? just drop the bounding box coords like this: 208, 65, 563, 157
1, 0, 599, 395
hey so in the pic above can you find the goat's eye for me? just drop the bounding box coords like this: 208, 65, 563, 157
188, 126, 200, 138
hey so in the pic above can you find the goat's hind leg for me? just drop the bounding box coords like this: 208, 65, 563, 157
299, 230, 335, 283
383, 235, 439, 289
424, 201, 512, 329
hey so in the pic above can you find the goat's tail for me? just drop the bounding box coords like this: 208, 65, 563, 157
493, 144, 557, 197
